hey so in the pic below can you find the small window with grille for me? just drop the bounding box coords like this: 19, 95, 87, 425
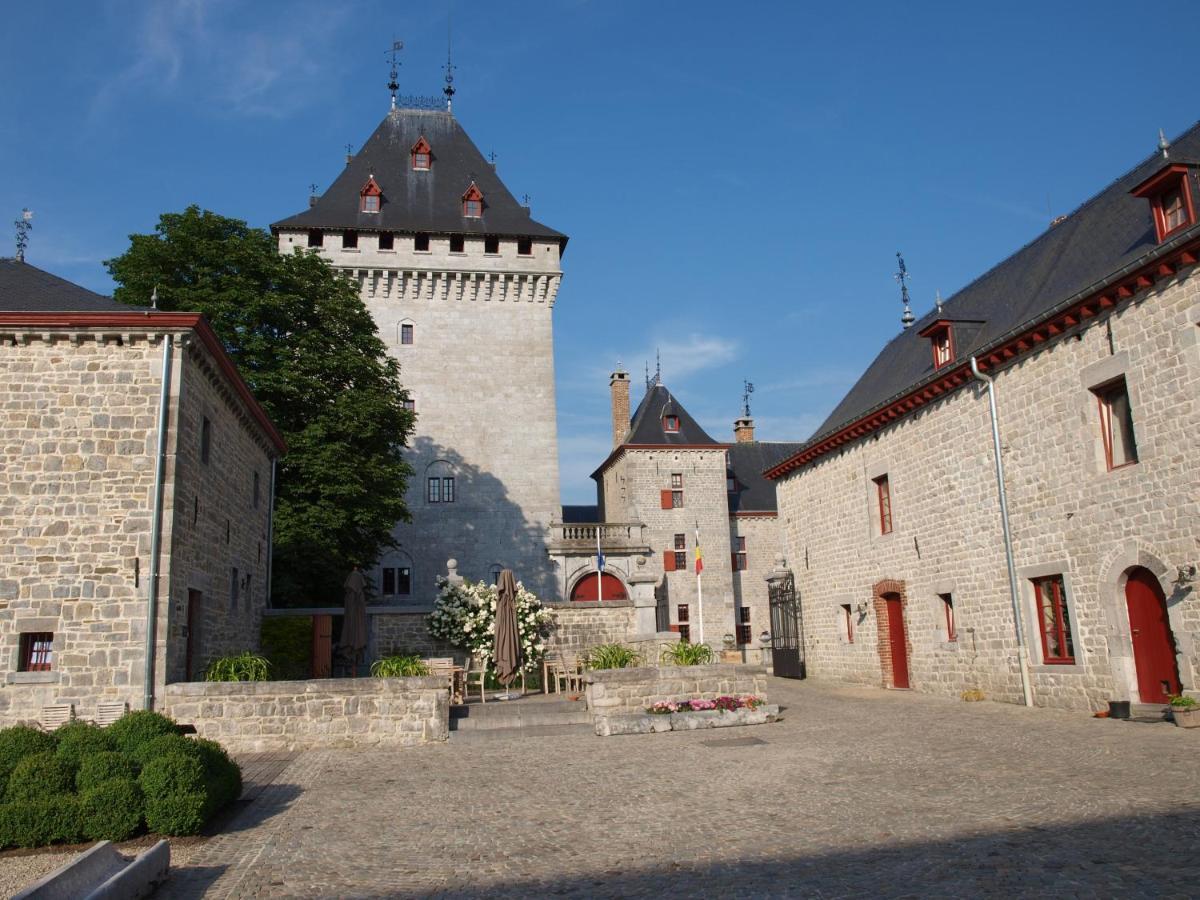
18, 633, 53, 672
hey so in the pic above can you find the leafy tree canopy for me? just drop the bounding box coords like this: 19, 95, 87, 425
106, 206, 414, 605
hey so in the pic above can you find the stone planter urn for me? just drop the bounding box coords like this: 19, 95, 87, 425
1171, 705, 1200, 728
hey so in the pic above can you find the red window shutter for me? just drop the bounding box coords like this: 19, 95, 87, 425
663, 550, 676, 572
660, 489, 672, 509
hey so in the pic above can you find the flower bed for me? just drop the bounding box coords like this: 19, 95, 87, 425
594, 700, 780, 737
647, 696, 765, 714
0, 711, 241, 849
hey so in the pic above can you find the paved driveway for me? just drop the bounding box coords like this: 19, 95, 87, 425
166, 678, 1200, 898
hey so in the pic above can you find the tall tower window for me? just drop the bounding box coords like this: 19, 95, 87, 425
414, 233, 430, 252
307, 230, 323, 248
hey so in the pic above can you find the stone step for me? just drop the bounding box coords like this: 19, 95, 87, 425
451, 699, 583, 720
449, 723, 595, 744
449, 707, 592, 731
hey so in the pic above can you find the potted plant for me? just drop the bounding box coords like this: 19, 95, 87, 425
1169, 695, 1200, 728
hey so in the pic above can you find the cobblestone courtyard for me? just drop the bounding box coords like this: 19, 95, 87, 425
165, 678, 1200, 898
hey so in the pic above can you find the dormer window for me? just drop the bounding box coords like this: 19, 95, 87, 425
918, 320, 956, 370
359, 175, 382, 214
663, 415, 680, 432
411, 137, 432, 171
1131, 164, 1196, 243
462, 183, 484, 218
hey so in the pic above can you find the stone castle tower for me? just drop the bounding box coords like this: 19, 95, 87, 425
272, 101, 566, 600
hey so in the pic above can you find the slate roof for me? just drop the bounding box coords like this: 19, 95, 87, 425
808, 123, 1200, 446
623, 383, 720, 446
271, 108, 567, 245
727, 441, 805, 513
0, 259, 139, 312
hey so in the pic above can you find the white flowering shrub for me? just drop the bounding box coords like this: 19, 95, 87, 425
426, 577, 553, 673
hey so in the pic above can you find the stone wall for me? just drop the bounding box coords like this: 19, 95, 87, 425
729, 514, 785, 657
159, 676, 450, 752
584, 664, 769, 717
370, 609, 461, 663
774, 266, 1200, 710
545, 601, 678, 665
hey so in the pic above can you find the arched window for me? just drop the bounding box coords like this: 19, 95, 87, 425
377, 550, 413, 602
426, 459, 456, 505
570, 573, 628, 602
359, 175, 382, 213
462, 183, 484, 218
411, 137, 432, 171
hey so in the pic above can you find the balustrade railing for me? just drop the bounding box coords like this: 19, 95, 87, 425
550, 521, 647, 547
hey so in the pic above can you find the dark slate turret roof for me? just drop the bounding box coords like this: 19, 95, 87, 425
808, 122, 1200, 445
624, 383, 720, 446
271, 108, 566, 245
0, 259, 138, 311
727, 441, 805, 513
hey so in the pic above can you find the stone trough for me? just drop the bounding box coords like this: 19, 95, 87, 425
594, 704, 781, 737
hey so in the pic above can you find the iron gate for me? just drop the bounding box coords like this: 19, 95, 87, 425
768, 573, 806, 679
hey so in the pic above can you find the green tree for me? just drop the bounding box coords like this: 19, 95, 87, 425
106, 206, 414, 605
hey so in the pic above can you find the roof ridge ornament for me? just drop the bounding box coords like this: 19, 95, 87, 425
655, 348, 662, 386
13, 208, 32, 263
387, 40, 403, 111
895, 251, 915, 330
742, 380, 755, 418
935, 289, 943, 315
444, 21, 456, 113
1158, 127, 1170, 160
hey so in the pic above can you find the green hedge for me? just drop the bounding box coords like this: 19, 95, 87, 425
0, 711, 241, 848
260, 616, 312, 680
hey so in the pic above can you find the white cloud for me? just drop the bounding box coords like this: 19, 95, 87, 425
628, 333, 739, 384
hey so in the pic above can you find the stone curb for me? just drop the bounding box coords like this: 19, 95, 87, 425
13, 839, 169, 900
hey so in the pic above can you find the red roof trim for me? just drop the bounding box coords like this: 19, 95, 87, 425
765, 234, 1200, 481
916, 318, 953, 338
1130, 163, 1191, 198
0, 311, 287, 454
359, 175, 382, 197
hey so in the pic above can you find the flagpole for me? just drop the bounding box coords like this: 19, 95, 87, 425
596, 525, 603, 604
694, 522, 705, 645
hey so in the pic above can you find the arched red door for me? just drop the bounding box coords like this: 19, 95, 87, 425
1125, 568, 1180, 704
570, 573, 627, 602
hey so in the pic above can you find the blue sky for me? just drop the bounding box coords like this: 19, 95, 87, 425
0, 1, 1191, 504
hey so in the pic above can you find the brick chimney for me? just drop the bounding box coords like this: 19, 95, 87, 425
734, 416, 755, 444
610, 369, 630, 448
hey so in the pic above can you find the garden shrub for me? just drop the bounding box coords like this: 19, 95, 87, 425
6, 753, 75, 802
106, 710, 177, 755
130, 733, 198, 766
139, 752, 208, 835
261, 615, 313, 680
79, 779, 144, 842
194, 739, 242, 811
0, 726, 57, 791
54, 721, 115, 767
0, 796, 84, 848
76, 751, 140, 793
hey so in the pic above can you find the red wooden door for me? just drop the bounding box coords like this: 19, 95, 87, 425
570, 573, 628, 602
312, 614, 333, 678
1125, 568, 1180, 704
885, 595, 910, 689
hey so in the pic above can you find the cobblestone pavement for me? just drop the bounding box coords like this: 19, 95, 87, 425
163, 679, 1200, 898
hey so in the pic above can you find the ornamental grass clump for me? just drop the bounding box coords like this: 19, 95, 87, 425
660, 641, 714, 666
585, 643, 642, 670
205, 651, 271, 682
370, 654, 430, 678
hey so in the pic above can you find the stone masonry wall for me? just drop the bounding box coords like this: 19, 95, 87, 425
370, 610, 460, 663
159, 676, 449, 751
730, 514, 784, 657
584, 664, 769, 717
775, 268, 1200, 711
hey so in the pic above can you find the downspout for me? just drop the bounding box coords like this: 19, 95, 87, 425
144, 334, 174, 711
969, 356, 1034, 708
265, 457, 277, 608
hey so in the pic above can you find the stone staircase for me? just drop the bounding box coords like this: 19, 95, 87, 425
449, 693, 593, 743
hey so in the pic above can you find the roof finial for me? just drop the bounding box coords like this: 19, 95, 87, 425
443, 20, 456, 113
13, 208, 32, 263
655, 348, 662, 385
644, 360, 651, 390
387, 40, 403, 110
741, 380, 755, 418
895, 251, 915, 330
1158, 127, 1170, 159
935, 289, 943, 314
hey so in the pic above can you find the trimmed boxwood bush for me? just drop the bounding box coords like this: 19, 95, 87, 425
130, 733, 198, 766
0, 727, 57, 793
54, 722, 115, 767
105, 711, 177, 755
79, 779, 144, 842
139, 753, 208, 836
0, 796, 84, 848
6, 753, 76, 802
194, 739, 242, 810
77, 751, 140, 793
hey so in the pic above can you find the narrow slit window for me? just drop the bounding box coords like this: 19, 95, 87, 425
940, 593, 956, 642
200, 417, 211, 465
841, 604, 854, 643
427, 477, 441, 503
873, 474, 892, 534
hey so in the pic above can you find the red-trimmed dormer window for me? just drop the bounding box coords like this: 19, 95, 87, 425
462, 183, 484, 218
1130, 164, 1196, 243
360, 176, 382, 214
918, 319, 955, 370
663, 415, 680, 432
411, 137, 432, 171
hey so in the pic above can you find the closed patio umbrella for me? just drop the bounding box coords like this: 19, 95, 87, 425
339, 567, 369, 677
492, 569, 524, 698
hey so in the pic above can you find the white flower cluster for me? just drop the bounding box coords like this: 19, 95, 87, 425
426, 577, 553, 673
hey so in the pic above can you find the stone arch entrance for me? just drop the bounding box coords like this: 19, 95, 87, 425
872, 580, 911, 689
1124, 566, 1181, 703
570, 572, 628, 602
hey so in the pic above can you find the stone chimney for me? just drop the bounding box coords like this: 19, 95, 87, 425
734, 416, 755, 444
610, 369, 630, 448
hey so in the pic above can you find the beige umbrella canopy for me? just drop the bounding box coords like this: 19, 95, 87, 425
493, 569, 524, 689
338, 568, 369, 675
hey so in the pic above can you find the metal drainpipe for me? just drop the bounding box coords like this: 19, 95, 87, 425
143, 335, 174, 711
265, 457, 277, 608
969, 356, 1034, 707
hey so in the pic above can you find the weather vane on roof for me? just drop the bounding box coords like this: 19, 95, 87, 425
895, 251, 915, 330
655, 349, 662, 386
14, 208, 32, 262
742, 380, 755, 418
443, 22, 456, 113
387, 40, 403, 110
